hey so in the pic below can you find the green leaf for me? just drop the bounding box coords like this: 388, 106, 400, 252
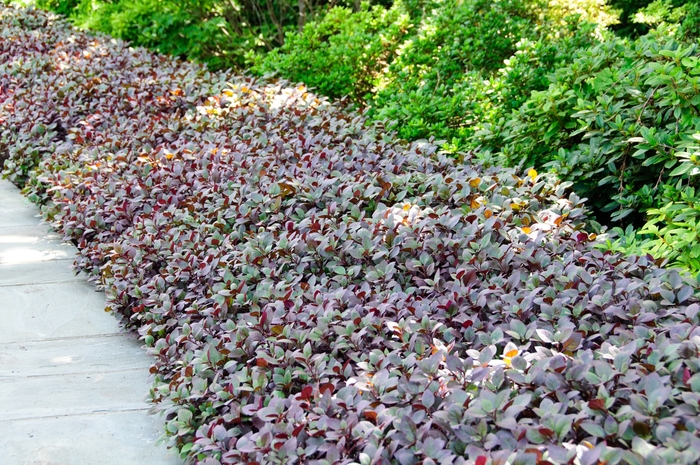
580, 422, 605, 438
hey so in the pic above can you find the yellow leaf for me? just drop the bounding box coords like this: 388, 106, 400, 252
484, 209, 493, 219
528, 168, 538, 178
522, 227, 531, 234
511, 203, 521, 211
279, 182, 296, 198
469, 177, 481, 188
505, 349, 519, 358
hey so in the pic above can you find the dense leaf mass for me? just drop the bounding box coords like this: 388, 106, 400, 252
3, 5, 700, 465
481, 28, 700, 273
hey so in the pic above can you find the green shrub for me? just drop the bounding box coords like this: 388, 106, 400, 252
632, 0, 688, 28
640, 187, 700, 272
680, 1, 700, 38
607, 0, 699, 37
30, 0, 347, 70
253, 2, 412, 101
74, 0, 255, 69
463, 20, 602, 152
490, 28, 700, 225
254, 0, 614, 147
603, 134, 700, 273
370, 0, 614, 146
370, 0, 545, 142
35, 0, 79, 16
32, 0, 261, 68
482, 23, 700, 273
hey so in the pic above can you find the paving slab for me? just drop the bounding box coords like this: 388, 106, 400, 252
0, 184, 43, 228
0, 281, 118, 344
0, 410, 179, 465
0, 225, 76, 265
0, 334, 150, 378
0, 259, 80, 287
0, 369, 155, 421
0, 179, 179, 464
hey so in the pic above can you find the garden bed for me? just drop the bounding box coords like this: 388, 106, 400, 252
2, 5, 700, 465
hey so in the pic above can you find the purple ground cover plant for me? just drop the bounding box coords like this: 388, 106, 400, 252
2, 5, 700, 465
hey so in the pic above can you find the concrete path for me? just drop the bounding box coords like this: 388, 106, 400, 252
0, 180, 179, 465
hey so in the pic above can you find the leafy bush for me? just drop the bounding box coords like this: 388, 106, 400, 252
632, 0, 688, 29
680, 1, 700, 38
481, 24, 700, 272
34, 0, 78, 15
28, 0, 351, 70
370, 0, 551, 142
491, 29, 700, 221
4, 5, 700, 465
253, 0, 615, 147
639, 187, 700, 270
607, 0, 700, 37
31, 0, 249, 68
603, 134, 700, 273
254, 3, 412, 101
423, 20, 602, 150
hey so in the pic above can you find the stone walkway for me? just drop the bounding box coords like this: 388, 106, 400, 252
0, 180, 179, 464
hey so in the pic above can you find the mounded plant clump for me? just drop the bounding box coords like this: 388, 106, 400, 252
3, 5, 700, 465
482, 26, 700, 274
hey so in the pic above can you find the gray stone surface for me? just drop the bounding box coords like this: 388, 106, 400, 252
0, 180, 179, 465
0, 259, 80, 287
0, 411, 177, 465
1, 370, 152, 421
0, 225, 76, 266
0, 335, 150, 379
0, 281, 120, 344
0, 184, 44, 228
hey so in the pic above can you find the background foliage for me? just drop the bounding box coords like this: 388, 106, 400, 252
485, 30, 700, 221
30, 0, 361, 69
474, 3, 700, 273
254, 0, 616, 146
252, 2, 413, 101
